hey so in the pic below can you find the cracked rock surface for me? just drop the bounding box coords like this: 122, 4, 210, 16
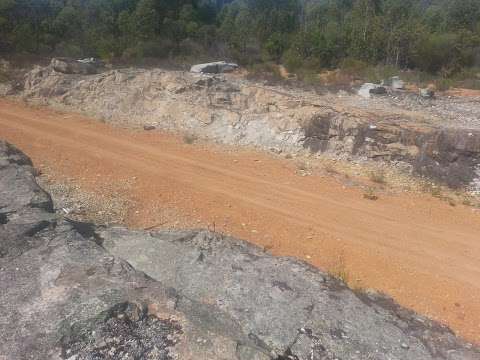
1, 140, 479, 359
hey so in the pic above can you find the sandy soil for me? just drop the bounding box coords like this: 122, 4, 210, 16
1, 98, 480, 345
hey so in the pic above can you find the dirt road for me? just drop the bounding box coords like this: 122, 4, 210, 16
1, 99, 480, 344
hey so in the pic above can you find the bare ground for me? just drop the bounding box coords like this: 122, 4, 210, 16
1, 98, 480, 345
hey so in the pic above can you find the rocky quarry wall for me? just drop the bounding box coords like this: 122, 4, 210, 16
1, 140, 480, 359
14, 62, 480, 190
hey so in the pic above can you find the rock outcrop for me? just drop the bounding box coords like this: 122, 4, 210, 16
1, 141, 480, 359
15, 65, 480, 190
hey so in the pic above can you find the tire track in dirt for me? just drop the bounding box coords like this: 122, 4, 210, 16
1, 99, 480, 344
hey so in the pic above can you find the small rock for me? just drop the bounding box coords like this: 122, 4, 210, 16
419, 88, 434, 99
370, 86, 387, 95
143, 124, 156, 131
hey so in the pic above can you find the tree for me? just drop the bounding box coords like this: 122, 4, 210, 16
134, 0, 159, 39
0, 0, 16, 50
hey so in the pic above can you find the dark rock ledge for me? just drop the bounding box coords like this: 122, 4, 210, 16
0, 140, 478, 360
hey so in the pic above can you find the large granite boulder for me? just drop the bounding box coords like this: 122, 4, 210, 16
190, 61, 239, 74
51, 57, 98, 75
1, 140, 479, 359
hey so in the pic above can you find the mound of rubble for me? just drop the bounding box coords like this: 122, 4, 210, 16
13, 61, 480, 189
1, 141, 479, 359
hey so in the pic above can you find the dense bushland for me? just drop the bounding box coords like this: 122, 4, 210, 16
0, 0, 479, 78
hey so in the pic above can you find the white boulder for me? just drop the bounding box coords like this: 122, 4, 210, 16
190, 61, 239, 74
391, 76, 405, 90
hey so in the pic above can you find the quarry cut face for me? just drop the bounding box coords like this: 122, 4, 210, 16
18, 63, 480, 190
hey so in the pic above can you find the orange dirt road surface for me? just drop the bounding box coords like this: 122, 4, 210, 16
1, 98, 480, 344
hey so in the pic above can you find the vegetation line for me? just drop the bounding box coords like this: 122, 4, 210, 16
0, 0, 479, 88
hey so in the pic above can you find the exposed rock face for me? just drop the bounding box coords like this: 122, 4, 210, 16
1, 141, 480, 359
16, 65, 480, 190
0, 141, 54, 257
101, 227, 480, 360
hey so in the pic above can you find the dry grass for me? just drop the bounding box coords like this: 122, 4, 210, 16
324, 162, 339, 175
369, 170, 386, 184
0, 70, 9, 83
295, 160, 310, 172
422, 182, 442, 197
331, 267, 350, 284
363, 187, 379, 201
462, 198, 473, 206
329, 252, 350, 285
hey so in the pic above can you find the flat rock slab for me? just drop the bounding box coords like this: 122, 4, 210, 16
1, 140, 479, 359
101, 227, 479, 359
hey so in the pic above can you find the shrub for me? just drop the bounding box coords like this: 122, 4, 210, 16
363, 65, 398, 83
263, 32, 288, 62
340, 58, 369, 76
54, 42, 83, 58
246, 62, 283, 82
412, 32, 476, 75
459, 78, 480, 90
435, 78, 454, 91
296, 70, 320, 85
282, 48, 304, 72
0, 70, 9, 83
122, 39, 175, 62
